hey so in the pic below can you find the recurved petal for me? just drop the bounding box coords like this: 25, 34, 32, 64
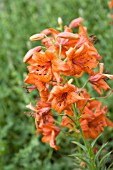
23, 46, 42, 63
23, 49, 33, 63
69, 17, 84, 28
26, 103, 37, 112
67, 92, 84, 104
105, 117, 113, 127
49, 28, 60, 37
41, 29, 51, 35
33, 51, 49, 65
66, 47, 75, 60
52, 58, 70, 72
89, 74, 103, 82
103, 74, 113, 80
24, 73, 36, 84
50, 130, 60, 150
91, 84, 103, 95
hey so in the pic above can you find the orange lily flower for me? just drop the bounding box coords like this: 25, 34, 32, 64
48, 83, 84, 113
36, 123, 60, 150
88, 63, 113, 95
24, 73, 46, 91
26, 102, 60, 150
78, 96, 113, 139
80, 105, 113, 139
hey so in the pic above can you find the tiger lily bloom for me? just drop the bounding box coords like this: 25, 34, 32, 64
48, 83, 84, 113
88, 63, 113, 95
80, 105, 113, 139
36, 123, 60, 150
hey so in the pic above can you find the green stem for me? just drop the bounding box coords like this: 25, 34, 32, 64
72, 103, 97, 170
73, 77, 80, 87
78, 79, 89, 94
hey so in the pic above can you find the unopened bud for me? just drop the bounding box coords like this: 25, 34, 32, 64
57, 32, 79, 39
68, 78, 73, 84
58, 17, 63, 26
29, 34, 46, 41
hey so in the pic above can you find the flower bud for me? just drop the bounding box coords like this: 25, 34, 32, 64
29, 33, 46, 41
58, 17, 63, 26
57, 32, 79, 39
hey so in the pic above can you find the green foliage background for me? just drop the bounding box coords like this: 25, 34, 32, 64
0, 0, 113, 169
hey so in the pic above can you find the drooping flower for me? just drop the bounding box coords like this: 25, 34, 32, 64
88, 63, 113, 95
80, 111, 113, 139
36, 123, 60, 150
79, 99, 113, 139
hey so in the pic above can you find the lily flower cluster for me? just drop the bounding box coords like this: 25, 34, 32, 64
23, 17, 113, 150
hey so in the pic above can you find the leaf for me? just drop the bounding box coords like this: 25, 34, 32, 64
69, 153, 91, 167
107, 161, 113, 170
91, 134, 102, 148
98, 151, 112, 169
73, 162, 86, 170
72, 141, 87, 152
94, 142, 108, 163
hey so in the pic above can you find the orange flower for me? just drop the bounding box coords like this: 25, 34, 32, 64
26, 101, 53, 127
88, 63, 113, 95
82, 113, 113, 139
79, 99, 113, 139
42, 27, 80, 58
24, 73, 46, 91
62, 25, 101, 77
24, 47, 71, 84
48, 83, 84, 113
37, 123, 60, 150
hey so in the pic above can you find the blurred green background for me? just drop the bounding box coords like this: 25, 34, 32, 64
0, 0, 113, 170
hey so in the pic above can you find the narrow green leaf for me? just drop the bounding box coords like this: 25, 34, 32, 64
98, 151, 112, 169
91, 134, 102, 148
69, 153, 91, 167
72, 141, 87, 152
73, 162, 86, 170
107, 161, 113, 170
94, 142, 108, 163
